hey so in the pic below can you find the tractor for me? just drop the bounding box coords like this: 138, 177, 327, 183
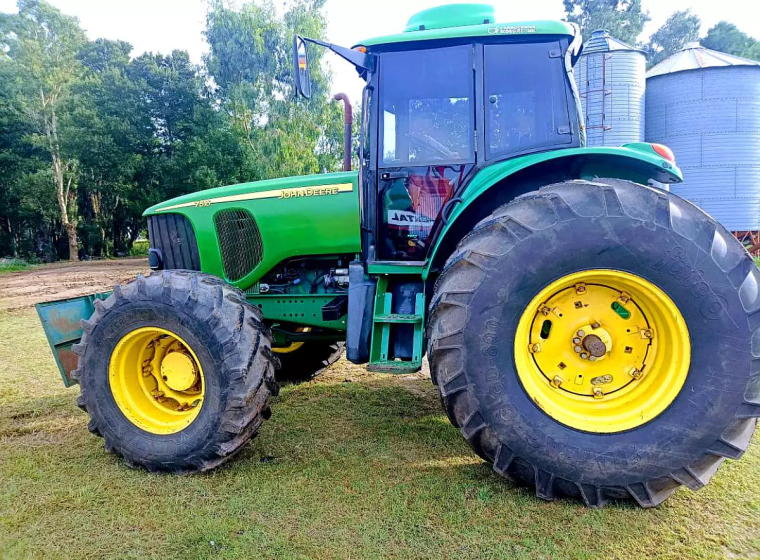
36, 3, 760, 508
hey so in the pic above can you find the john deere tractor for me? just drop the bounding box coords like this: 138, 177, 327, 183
37, 4, 760, 507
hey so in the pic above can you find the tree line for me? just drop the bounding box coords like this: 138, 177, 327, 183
2, 0, 759, 262
0, 0, 343, 261
565, 0, 760, 67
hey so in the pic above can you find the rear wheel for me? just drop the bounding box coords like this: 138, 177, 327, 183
428, 179, 760, 507
73, 271, 278, 473
274, 338, 345, 383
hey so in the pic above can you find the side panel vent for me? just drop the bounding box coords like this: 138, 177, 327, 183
147, 214, 201, 270
214, 208, 263, 281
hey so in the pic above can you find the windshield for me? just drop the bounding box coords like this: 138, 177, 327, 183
379, 46, 474, 168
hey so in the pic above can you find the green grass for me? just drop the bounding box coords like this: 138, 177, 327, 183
1, 309, 759, 560
129, 240, 150, 257
0, 259, 34, 274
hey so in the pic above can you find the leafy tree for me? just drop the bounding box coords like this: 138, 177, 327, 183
78, 38, 131, 73
128, 51, 208, 150
204, 0, 344, 180
646, 10, 701, 67
563, 0, 650, 44
746, 42, 760, 61
126, 50, 255, 243
702, 22, 760, 60
0, 0, 347, 261
0, 62, 50, 257
0, 0, 86, 260
67, 39, 151, 256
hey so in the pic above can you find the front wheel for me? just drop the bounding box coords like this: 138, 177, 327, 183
428, 179, 760, 507
73, 271, 279, 473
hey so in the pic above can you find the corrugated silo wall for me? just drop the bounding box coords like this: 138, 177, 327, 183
575, 50, 646, 146
646, 66, 760, 230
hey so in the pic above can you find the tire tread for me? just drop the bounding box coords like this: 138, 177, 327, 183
76, 271, 277, 473
427, 178, 760, 508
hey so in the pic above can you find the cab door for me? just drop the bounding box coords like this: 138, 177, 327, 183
375, 45, 476, 262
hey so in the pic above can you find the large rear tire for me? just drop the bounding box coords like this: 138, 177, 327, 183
428, 179, 760, 507
72, 271, 279, 473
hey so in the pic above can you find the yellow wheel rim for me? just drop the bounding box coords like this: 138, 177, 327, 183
514, 270, 690, 433
109, 327, 205, 435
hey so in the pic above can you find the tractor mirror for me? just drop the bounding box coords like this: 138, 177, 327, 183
293, 35, 312, 99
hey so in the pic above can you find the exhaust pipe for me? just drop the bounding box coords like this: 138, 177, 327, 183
333, 93, 352, 171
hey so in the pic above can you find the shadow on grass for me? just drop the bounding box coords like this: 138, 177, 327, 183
2, 370, 757, 559
232, 378, 641, 513
193, 376, 703, 559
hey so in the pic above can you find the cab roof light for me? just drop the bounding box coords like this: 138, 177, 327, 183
651, 143, 675, 163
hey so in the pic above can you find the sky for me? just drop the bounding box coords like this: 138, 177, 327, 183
1, 0, 759, 103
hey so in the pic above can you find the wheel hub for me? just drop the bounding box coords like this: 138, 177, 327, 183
515, 270, 690, 433
571, 324, 613, 362
161, 352, 198, 392
581, 333, 607, 357
109, 327, 205, 435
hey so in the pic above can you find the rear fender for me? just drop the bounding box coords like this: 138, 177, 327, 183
36, 292, 111, 387
425, 145, 683, 279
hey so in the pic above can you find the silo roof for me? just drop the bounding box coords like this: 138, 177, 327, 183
582, 29, 645, 54
647, 42, 760, 78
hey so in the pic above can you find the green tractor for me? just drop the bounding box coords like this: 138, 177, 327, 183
37, 4, 760, 507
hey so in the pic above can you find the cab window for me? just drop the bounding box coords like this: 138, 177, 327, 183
485, 41, 573, 160
376, 45, 475, 261
380, 46, 474, 168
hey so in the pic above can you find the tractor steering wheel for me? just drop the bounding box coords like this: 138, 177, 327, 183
408, 133, 458, 160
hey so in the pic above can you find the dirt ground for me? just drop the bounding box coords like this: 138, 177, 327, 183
0, 258, 148, 312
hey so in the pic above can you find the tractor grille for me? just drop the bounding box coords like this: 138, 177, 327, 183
147, 214, 201, 270
214, 208, 263, 281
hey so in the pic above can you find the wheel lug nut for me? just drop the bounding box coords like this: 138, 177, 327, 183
574, 345, 582, 353
589, 356, 597, 362
577, 330, 585, 337
580, 352, 588, 359
573, 337, 581, 344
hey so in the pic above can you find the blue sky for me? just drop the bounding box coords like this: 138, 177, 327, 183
1, 0, 758, 103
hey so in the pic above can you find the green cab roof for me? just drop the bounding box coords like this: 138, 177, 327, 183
357, 4, 576, 49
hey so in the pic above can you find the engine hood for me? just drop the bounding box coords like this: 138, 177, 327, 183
143, 171, 361, 290
144, 171, 359, 216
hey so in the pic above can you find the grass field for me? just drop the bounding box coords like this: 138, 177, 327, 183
1, 308, 759, 560
0, 259, 33, 275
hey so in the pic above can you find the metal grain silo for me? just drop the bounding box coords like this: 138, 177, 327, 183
646, 43, 760, 231
575, 30, 646, 147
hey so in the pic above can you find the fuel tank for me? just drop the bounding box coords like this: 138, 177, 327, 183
143, 171, 361, 289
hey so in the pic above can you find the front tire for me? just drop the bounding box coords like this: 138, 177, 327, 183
428, 179, 760, 507
72, 271, 279, 473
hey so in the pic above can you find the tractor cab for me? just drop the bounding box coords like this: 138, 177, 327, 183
291, 5, 585, 371
294, 4, 583, 265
